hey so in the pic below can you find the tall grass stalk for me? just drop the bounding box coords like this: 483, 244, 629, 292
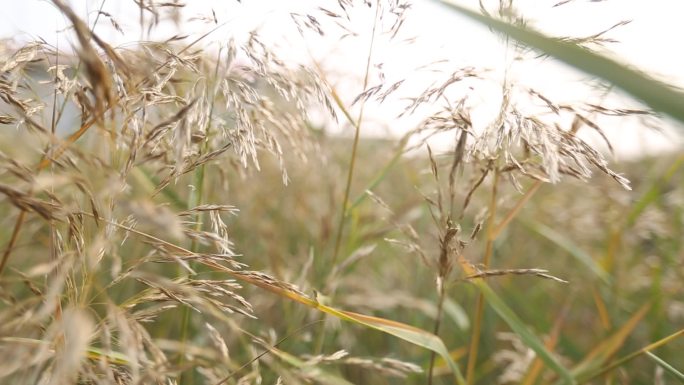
466, 169, 500, 384
330, 1, 381, 270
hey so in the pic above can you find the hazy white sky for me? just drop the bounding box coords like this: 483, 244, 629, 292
2, 0, 682, 158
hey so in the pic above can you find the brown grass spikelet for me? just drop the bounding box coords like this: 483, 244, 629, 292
51, 0, 116, 121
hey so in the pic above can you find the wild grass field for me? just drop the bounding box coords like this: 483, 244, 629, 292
0, 1, 682, 384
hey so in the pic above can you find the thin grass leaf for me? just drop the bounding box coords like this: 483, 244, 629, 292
437, 1, 684, 125
646, 352, 684, 383
443, 297, 470, 331
456, 257, 575, 384
577, 329, 684, 384
591, 286, 612, 330
233, 270, 466, 384
86, 347, 131, 366
430, 346, 468, 377
131, 167, 186, 209
523, 220, 610, 284
349, 135, 409, 211
94, 213, 464, 382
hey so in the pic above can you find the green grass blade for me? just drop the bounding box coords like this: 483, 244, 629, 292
476, 280, 575, 384
457, 257, 575, 384
131, 167, 186, 209
444, 297, 470, 331
437, 1, 684, 125
646, 352, 684, 383
334, 309, 466, 384
523, 220, 610, 284
349, 135, 409, 211
1, 337, 131, 366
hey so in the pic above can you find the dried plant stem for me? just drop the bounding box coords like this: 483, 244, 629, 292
491, 180, 542, 239
0, 210, 27, 275
466, 169, 500, 385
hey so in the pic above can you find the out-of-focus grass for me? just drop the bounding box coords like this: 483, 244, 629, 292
223, 140, 684, 384
0, 1, 683, 384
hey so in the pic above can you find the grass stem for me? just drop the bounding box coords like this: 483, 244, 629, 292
466, 169, 499, 384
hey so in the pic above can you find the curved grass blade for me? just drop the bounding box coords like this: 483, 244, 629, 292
456, 256, 575, 384
90, 213, 465, 383
230, 269, 466, 385
437, 1, 684, 125
86, 346, 131, 365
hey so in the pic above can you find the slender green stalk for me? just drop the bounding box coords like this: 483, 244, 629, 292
348, 134, 410, 211
314, 2, 381, 356
178, 47, 223, 385
427, 281, 446, 385
330, 0, 381, 270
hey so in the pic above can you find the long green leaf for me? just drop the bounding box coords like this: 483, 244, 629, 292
477, 281, 575, 384
523, 220, 610, 284
457, 258, 575, 384
438, 1, 684, 125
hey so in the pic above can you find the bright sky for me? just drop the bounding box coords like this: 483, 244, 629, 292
2, 0, 682, 159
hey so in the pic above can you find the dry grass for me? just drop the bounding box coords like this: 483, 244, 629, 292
0, 1, 681, 384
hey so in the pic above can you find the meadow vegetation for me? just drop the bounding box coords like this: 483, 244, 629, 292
0, 1, 682, 384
